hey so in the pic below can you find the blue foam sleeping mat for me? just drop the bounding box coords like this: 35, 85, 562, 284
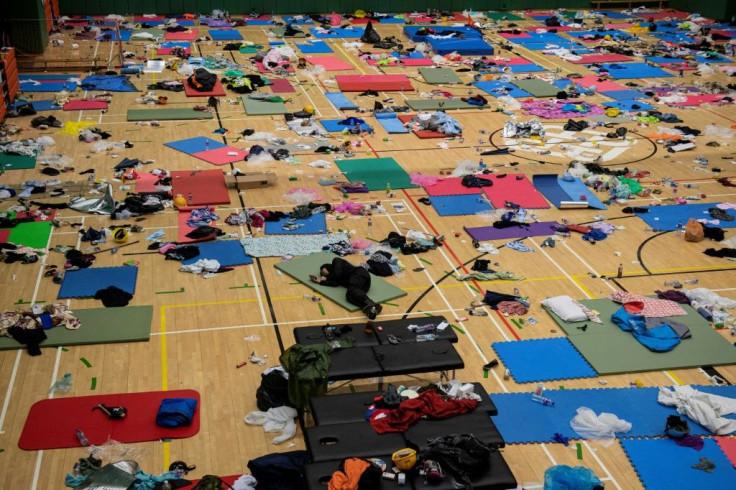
599, 62, 674, 79
309, 27, 363, 38
491, 385, 736, 444
181, 240, 253, 266
324, 92, 357, 110
429, 194, 493, 216
11, 100, 61, 111
264, 213, 327, 235
375, 113, 409, 134
635, 203, 736, 231
320, 119, 373, 133
296, 40, 333, 53
622, 438, 736, 490
601, 90, 649, 100
209, 29, 243, 40
492, 338, 597, 383
473, 81, 532, 98
165, 137, 227, 155
58, 266, 139, 299
602, 100, 657, 111
403, 25, 481, 42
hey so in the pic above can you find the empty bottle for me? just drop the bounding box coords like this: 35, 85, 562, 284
49, 373, 72, 394
416, 333, 439, 342
532, 394, 555, 406
408, 324, 436, 333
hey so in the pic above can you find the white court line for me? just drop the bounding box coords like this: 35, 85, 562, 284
0, 209, 58, 434
540, 443, 558, 466
583, 440, 622, 490
558, 240, 617, 293
393, 201, 509, 392
528, 237, 590, 298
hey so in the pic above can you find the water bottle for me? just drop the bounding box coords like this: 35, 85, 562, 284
408, 324, 436, 333
532, 394, 555, 406
49, 373, 72, 394
697, 307, 714, 322
416, 333, 439, 342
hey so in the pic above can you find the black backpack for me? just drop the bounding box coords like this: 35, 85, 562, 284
192, 475, 233, 490
188, 68, 217, 92
422, 434, 493, 489
256, 368, 292, 411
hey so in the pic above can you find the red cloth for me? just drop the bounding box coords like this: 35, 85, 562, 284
369, 389, 478, 434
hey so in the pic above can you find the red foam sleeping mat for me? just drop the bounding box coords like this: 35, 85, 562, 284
171, 169, 231, 206
483, 174, 550, 209
135, 172, 161, 193
256, 61, 295, 74
397, 114, 461, 139
178, 208, 218, 243
63, 100, 109, 111
305, 56, 355, 71
184, 79, 226, 97
192, 146, 249, 166
576, 75, 627, 92
336, 74, 414, 92
423, 177, 482, 196
568, 54, 633, 64
269, 78, 296, 93
158, 47, 192, 55
366, 58, 434, 67
19, 389, 200, 450
164, 29, 198, 41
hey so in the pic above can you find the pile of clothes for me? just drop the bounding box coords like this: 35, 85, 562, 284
0, 304, 80, 355
406, 111, 463, 136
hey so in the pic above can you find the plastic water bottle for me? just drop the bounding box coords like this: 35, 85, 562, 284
49, 373, 72, 394
408, 324, 436, 333
416, 333, 439, 342
532, 394, 555, 406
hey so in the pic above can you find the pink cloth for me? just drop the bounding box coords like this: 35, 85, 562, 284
521, 100, 606, 119
609, 291, 687, 318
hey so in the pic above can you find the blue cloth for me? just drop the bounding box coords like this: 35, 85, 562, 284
621, 438, 736, 490
430, 194, 493, 216
80, 75, 139, 92
491, 385, 736, 444
283, 16, 314, 24
156, 398, 198, 428
431, 111, 463, 135
582, 229, 608, 242
492, 338, 597, 383
11, 100, 61, 111
611, 307, 681, 352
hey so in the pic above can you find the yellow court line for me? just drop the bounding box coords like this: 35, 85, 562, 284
332, 41, 367, 75
666, 371, 684, 386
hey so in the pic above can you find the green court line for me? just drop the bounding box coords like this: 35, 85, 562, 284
468, 285, 479, 294
318, 303, 325, 316
511, 319, 523, 329
576, 442, 583, 460
289, 281, 301, 285
80, 357, 91, 368
90, 377, 97, 390
16, 299, 45, 305
228, 283, 255, 289
366, 237, 381, 243
62, 348, 69, 352
483, 370, 488, 379
348, 383, 356, 393
382, 302, 398, 307
419, 258, 433, 265
422, 312, 433, 317
155, 287, 185, 294
451, 324, 465, 335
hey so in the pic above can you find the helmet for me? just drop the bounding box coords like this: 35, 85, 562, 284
392, 448, 417, 471
173, 195, 188, 208
112, 228, 129, 244
304, 105, 315, 115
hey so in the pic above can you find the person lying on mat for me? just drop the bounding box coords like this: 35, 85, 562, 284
310, 257, 383, 320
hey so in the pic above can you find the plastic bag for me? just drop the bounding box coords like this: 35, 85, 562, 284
544, 465, 603, 490
569, 406, 631, 446
704, 125, 735, 139
684, 218, 704, 242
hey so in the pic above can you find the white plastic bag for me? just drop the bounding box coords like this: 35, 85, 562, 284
570, 407, 631, 446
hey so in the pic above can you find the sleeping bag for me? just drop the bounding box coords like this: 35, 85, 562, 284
156, 397, 198, 427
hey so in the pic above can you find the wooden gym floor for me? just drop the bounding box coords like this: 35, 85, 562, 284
1, 11, 736, 489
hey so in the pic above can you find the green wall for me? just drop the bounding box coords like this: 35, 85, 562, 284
59, 0, 595, 15
6, 2, 49, 54
57, 0, 736, 19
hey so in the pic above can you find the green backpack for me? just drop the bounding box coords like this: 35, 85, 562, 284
192, 475, 234, 490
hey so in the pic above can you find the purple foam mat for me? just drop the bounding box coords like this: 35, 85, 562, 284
464, 221, 559, 241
